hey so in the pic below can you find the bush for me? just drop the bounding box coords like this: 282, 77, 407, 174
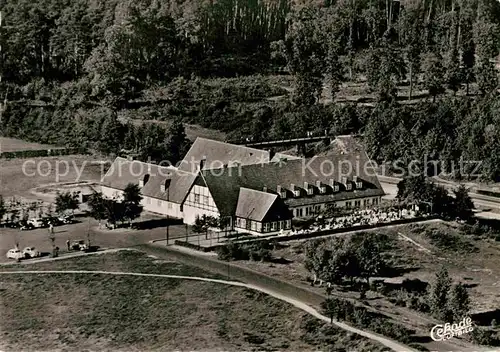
470, 327, 500, 346
216, 242, 249, 261
423, 228, 478, 253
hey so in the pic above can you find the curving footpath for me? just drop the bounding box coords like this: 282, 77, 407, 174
0, 270, 416, 352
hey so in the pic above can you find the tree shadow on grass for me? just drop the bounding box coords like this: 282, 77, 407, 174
131, 218, 183, 230
471, 309, 500, 326
380, 266, 421, 278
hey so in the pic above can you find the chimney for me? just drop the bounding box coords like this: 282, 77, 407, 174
269, 148, 276, 161
277, 185, 286, 199
341, 176, 347, 185
139, 180, 144, 188
316, 180, 321, 188
263, 186, 268, 193
329, 179, 335, 187
199, 156, 207, 170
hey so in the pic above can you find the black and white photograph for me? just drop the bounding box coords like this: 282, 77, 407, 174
1, 0, 500, 351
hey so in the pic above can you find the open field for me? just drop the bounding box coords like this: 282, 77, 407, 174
0, 137, 58, 153
0, 155, 106, 199
0, 250, 386, 351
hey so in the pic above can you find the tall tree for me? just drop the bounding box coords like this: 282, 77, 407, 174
55, 191, 80, 215
0, 196, 6, 223
271, 7, 327, 106
429, 267, 453, 321
87, 191, 107, 226
453, 185, 474, 221
399, 2, 424, 100
421, 52, 445, 102
122, 183, 143, 228
449, 282, 470, 321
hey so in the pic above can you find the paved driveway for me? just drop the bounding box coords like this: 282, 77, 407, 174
0, 216, 189, 263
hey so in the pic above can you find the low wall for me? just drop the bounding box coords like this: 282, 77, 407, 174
173, 216, 440, 252
0, 147, 88, 159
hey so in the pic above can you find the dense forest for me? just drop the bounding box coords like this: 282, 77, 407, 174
1, 0, 500, 180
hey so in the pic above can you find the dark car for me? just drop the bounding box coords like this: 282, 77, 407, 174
19, 220, 35, 231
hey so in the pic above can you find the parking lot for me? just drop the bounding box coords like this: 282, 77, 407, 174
0, 216, 190, 263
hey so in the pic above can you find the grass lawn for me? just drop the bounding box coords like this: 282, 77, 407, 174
0, 250, 387, 351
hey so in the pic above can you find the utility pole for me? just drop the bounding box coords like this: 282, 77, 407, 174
166, 186, 169, 245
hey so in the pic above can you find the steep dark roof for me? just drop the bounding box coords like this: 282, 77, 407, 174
178, 137, 271, 172
199, 151, 385, 216
235, 188, 278, 222
101, 157, 197, 204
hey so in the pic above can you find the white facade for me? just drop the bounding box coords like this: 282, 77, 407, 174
101, 186, 183, 219
183, 185, 220, 224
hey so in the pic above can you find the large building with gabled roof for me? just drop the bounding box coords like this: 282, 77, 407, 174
100, 137, 385, 234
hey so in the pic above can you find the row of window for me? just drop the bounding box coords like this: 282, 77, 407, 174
345, 197, 378, 209
235, 218, 292, 233
144, 197, 172, 209
292, 198, 380, 217
294, 205, 321, 217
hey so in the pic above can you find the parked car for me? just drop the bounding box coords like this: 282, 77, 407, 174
71, 240, 88, 251
6, 248, 23, 260
19, 221, 35, 231
22, 247, 41, 258
27, 218, 45, 228
43, 216, 61, 226
58, 215, 74, 224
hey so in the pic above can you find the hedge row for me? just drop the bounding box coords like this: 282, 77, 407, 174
0, 147, 88, 159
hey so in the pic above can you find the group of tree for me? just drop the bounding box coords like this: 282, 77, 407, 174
55, 191, 80, 214
87, 184, 143, 229
429, 267, 470, 323
304, 233, 390, 292
397, 176, 475, 220
192, 214, 231, 240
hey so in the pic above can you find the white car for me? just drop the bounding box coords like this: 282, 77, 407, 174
6, 248, 23, 260
22, 247, 41, 259
28, 218, 44, 228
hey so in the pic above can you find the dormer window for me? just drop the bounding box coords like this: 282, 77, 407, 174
334, 185, 340, 192
294, 189, 300, 197
346, 183, 352, 191
304, 182, 313, 195
353, 176, 363, 189
316, 181, 326, 194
